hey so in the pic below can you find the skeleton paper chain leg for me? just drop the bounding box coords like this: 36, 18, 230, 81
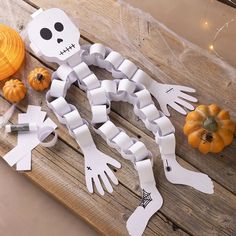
95, 119, 163, 235
154, 127, 213, 194
132, 87, 213, 194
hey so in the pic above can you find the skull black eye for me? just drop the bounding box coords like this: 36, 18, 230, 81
40, 28, 52, 40
54, 22, 64, 32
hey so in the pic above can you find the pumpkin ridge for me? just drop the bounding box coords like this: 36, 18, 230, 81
184, 123, 202, 135
217, 110, 230, 120
187, 128, 205, 148
199, 139, 211, 154
196, 108, 208, 119
217, 129, 234, 146
210, 133, 224, 153
218, 120, 235, 133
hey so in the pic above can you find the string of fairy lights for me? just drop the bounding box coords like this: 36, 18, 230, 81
203, 0, 236, 59
209, 18, 235, 58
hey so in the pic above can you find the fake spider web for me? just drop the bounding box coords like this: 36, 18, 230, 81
139, 189, 152, 209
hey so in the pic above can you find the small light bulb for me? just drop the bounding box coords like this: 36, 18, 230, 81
204, 21, 208, 25
209, 44, 214, 50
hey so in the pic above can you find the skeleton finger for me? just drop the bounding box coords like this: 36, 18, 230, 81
100, 172, 114, 193
106, 156, 121, 169
176, 85, 196, 93
169, 102, 187, 115
105, 167, 119, 185
178, 92, 198, 103
175, 98, 195, 111
93, 176, 105, 196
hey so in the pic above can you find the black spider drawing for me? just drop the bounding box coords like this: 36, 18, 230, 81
139, 189, 152, 209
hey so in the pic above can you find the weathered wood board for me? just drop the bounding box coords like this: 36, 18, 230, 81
0, 0, 235, 235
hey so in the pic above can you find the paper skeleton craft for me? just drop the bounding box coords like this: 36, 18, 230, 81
28, 8, 214, 236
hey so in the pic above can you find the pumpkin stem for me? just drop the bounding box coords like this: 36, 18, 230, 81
36, 73, 44, 81
203, 116, 218, 132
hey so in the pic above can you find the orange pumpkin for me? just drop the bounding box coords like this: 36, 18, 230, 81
0, 24, 25, 81
184, 104, 235, 154
28, 67, 51, 91
3, 79, 27, 103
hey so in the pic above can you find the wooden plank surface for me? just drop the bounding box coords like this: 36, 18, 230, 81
0, 0, 236, 235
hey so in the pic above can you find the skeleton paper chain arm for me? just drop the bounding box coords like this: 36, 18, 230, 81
46, 70, 121, 196
81, 44, 198, 116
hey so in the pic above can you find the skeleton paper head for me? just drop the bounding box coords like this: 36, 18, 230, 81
28, 8, 80, 64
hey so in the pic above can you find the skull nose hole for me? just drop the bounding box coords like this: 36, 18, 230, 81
57, 38, 63, 44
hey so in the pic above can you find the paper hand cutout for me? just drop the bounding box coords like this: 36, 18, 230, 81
85, 148, 121, 195
149, 82, 198, 116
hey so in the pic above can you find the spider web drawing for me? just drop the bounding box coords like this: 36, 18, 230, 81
139, 189, 152, 209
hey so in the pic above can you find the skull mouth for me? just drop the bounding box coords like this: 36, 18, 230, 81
59, 43, 76, 55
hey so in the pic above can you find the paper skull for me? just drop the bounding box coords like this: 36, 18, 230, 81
28, 8, 80, 64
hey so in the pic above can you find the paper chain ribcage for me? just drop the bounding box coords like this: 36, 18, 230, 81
80, 43, 176, 164
46, 43, 176, 177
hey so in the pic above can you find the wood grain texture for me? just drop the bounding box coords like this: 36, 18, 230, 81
0, 0, 235, 235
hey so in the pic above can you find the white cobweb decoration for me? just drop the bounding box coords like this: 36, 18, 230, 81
75, 0, 236, 88
119, 0, 236, 82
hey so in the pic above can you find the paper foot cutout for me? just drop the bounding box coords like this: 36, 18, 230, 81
126, 184, 163, 236
164, 157, 214, 194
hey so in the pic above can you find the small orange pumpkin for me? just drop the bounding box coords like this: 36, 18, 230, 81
0, 24, 25, 81
184, 104, 235, 154
28, 67, 51, 91
3, 79, 27, 103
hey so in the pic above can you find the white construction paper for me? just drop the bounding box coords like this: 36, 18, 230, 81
3, 105, 57, 171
